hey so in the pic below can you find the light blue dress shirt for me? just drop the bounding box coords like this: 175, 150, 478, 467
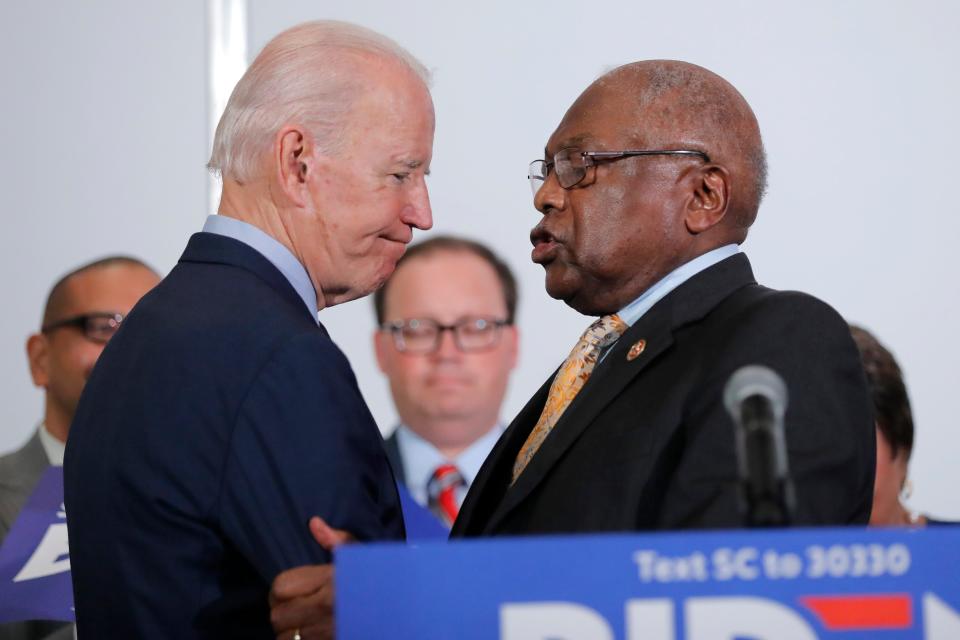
395, 423, 504, 508
593, 244, 740, 362
617, 244, 740, 327
202, 215, 318, 323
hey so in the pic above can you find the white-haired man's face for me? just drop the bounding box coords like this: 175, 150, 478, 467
294, 62, 435, 308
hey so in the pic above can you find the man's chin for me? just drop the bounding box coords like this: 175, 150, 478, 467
327, 263, 395, 306
545, 279, 604, 316
544, 270, 580, 304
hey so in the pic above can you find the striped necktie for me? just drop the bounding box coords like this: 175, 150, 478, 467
427, 463, 465, 526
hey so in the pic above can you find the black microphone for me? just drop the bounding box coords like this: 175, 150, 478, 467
723, 365, 796, 527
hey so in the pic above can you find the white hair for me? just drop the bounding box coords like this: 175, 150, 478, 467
208, 20, 431, 183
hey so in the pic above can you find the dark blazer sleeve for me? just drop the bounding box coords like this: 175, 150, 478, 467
217, 332, 403, 580
657, 290, 875, 529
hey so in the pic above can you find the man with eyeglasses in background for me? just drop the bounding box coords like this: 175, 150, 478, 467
372, 236, 518, 528
0, 255, 158, 640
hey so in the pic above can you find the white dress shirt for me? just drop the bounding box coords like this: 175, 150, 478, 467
38, 422, 65, 466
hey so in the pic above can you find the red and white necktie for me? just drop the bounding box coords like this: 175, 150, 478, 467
427, 464, 465, 526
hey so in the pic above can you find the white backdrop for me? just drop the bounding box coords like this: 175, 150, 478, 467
2, 1, 957, 519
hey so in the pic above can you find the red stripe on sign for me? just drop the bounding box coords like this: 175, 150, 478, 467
800, 594, 912, 630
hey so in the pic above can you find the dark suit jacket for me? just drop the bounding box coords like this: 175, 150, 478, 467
64, 233, 404, 639
382, 432, 405, 486
452, 254, 875, 537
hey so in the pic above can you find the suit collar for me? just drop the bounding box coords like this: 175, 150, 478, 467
201, 215, 318, 320
472, 253, 756, 534
617, 244, 740, 327
179, 232, 316, 324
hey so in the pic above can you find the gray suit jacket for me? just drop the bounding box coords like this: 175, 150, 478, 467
0, 431, 49, 545
0, 430, 73, 640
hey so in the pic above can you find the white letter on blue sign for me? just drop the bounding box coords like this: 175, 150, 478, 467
13, 523, 70, 582
625, 599, 674, 640
500, 602, 613, 640
712, 547, 759, 581
686, 597, 817, 640
924, 593, 960, 638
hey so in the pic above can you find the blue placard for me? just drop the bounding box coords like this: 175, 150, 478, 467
0, 469, 447, 624
397, 484, 449, 540
0, 467, 74, 623
337, 526, 960, 639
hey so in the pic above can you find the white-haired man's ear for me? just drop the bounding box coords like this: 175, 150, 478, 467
276, 126, 316, 207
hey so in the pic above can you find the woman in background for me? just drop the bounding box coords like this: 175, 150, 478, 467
850, 325, 950, 526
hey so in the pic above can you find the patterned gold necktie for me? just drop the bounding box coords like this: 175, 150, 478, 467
512, 314, 628, 482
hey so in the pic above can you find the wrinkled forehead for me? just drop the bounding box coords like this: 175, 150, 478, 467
385, 250, 508, 316
544, 80, 670, 154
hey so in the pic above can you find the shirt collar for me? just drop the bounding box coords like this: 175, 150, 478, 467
395, 423, 503, 504
202, 215, 318, 323
617, 244, 740, 326
38, 422, 65, 467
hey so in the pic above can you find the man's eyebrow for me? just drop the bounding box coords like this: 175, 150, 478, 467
390, 158, 430, 176
544, 133, 592, 157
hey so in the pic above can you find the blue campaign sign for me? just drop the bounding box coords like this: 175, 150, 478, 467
397, 484, 449, 541
0, 466, 74, 623
337, 526, 960, 639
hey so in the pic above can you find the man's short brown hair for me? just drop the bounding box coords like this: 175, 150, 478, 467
373, 236, 517, 324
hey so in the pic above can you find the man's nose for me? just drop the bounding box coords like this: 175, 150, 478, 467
533, 171, 565, 216
402, 177, 433, 230
432, 327, 461, 359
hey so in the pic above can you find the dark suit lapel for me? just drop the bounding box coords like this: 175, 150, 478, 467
481, 313, 675, 533
178, 232, 315, 325
479, 253, 757, 533
452, 373, 554, 536
382, 431, 406, 486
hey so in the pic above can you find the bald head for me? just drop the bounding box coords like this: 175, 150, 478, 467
532, 60, 769, 314
42, 256, 159, 326
585, 60, 767, 236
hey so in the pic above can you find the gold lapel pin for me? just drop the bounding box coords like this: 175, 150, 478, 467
626, 339, 647, 361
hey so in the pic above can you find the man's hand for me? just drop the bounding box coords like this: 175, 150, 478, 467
270, 516, 355, 640
308, 515, 355, 549
270, 563, 334, 640
269, 517, 355, 640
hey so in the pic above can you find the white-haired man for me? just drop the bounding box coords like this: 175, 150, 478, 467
64, 21, 433, 639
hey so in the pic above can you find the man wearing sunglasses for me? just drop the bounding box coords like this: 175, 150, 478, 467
373, 236, 518, 528
0, 255, 158, 640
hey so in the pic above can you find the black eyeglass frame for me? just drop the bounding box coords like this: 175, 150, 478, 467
41, 312, 125, 344
380, 316, 511, 354
528, 148, 711, 193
